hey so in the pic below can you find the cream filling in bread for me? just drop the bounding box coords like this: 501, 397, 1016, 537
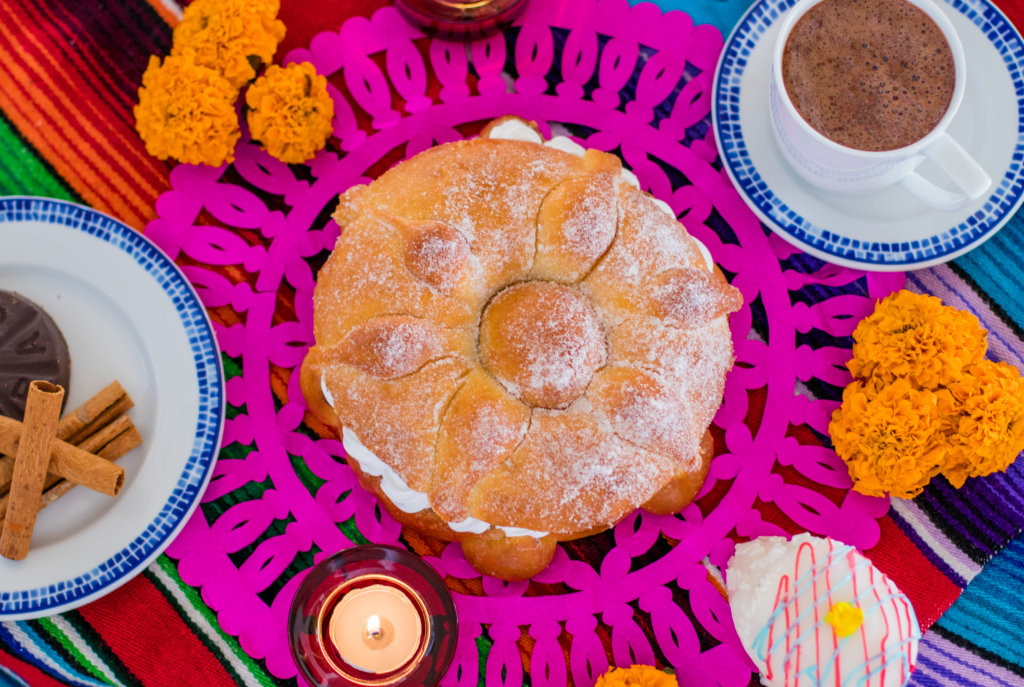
321, 377, 551, 538
323, 123, 717, 540
486, 118, 716, 271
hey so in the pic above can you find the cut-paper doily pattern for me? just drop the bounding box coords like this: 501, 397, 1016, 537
146, 1, 906, 684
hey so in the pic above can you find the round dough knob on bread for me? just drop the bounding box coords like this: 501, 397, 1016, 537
480, 281, 606, 410
461, 530, 558, 581
398, 219, 475, 298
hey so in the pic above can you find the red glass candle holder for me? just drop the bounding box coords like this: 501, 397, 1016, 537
288, 545, 458, 687
395, 0, 530, 38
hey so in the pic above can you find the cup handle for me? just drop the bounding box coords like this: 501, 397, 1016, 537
897, 134, 992, 211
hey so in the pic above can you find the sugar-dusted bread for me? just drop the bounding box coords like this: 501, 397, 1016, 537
301, 117, 743, 579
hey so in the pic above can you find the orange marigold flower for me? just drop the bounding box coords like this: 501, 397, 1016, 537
245, 62, 334, 163
594, 665, 679, 687
172, 0, 286, 90
829, 378, 947, 498
848, 290, 986, 389
941, 360, 1024, 487
134, 55, 240, 166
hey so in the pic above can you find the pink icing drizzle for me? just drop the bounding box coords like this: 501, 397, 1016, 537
754, 538, 918, 687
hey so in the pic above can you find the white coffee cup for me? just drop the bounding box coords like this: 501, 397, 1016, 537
770, 0, 991, 210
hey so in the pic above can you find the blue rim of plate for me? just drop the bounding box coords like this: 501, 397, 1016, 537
0, 196, 224, 618
712, 0, 1024, 269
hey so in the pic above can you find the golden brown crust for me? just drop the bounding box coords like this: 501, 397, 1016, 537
325, 357, 471, 492
398, 220, 475, 299
460, 529, 558, 581
312, 212, 475, 350
333, 183, 368, 226
350, 461, 460, 540
433, 369, 531, 522
299, 345, 336, 429
642, 430, 714, 515
646, 267, 746, 329
326, 316, 450, 380
607, 316, 734, 433
340, 138, 580, 291
466, 411, 676, 533
307, 118, 744, 578
588, 366, 699, 459
533, 149, 621, 283
479, 281, 606, 410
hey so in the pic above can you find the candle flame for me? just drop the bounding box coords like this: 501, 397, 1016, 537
366, 614, 382, 640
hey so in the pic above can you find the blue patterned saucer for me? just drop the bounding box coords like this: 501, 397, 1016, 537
712, 0, 1024, 270
0, 197, 223, 619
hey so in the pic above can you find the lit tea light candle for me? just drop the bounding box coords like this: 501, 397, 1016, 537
289, 545, 457, 687
328, 583, 424, 674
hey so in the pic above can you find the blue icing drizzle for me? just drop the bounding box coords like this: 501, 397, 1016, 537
749, 540, 921, 686
751, 543, 858, 667
840, 638, 918, 687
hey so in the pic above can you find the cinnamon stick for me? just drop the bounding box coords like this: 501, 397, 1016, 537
0, 416, 124, 496
77, 415, 135, 455
0, 381, 132, 494
0, 420, 142, 530
1, 381, 64, 560
0, 449, 12, 495
56, 380, 133, 446
32, 416, 134, 494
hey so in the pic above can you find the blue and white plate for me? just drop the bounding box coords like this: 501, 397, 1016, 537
0, 197, 223, 620
712, 0, 1024, 270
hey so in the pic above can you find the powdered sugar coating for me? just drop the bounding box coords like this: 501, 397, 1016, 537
330, 316, 445, 379
608, 317, 734, 433
324, 357, 471, 492
313, 133, 742, 536
589, 366, 699, 464
648, 267, 745, 328
468, 410, 676, 532
434, 370, 532, 522
346, 140, 577, 291
534, 152, 620, 282
583, 186, 711, 323
401, 220, 475, 297
559, 191, 613, 260
480, 282, 607, 410
312, 212, 474, 348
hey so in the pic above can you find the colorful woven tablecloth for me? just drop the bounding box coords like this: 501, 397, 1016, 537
1, 1, 1024, 686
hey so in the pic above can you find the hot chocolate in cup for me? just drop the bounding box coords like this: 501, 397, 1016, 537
769, 0, 991, 210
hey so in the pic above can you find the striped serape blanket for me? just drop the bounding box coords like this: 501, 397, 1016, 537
1, 1, 1024, 686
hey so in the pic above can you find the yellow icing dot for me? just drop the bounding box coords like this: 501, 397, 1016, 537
825, 602, 864, 638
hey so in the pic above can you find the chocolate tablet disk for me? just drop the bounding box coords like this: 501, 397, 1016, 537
0, 291, 71, 419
